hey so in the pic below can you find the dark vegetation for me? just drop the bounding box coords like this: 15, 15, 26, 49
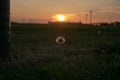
0, 23, 120, 80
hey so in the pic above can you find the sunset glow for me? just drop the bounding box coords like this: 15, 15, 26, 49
56, 14, 66, 22
11, 0, 120, 23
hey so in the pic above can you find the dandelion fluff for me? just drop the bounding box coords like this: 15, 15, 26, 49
98, 31, 101, 34
56, 36, 65, 45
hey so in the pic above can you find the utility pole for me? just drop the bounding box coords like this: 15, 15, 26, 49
0, 0, 10, 61
86, 14, 88, 24
90, 10, 93, 24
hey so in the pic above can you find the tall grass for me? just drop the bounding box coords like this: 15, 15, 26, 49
0, 24, 120, 80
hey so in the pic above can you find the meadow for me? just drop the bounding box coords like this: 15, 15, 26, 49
0, 23, 120, 80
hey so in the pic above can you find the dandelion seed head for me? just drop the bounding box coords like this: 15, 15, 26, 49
56, 36, 65, 45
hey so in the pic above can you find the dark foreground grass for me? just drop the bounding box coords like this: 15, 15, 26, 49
0, 24, 120, 80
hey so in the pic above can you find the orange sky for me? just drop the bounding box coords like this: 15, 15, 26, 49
11, 0, 120, 23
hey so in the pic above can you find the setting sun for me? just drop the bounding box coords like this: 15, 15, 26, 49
56, 15, 65, 22
54, 14, 67, 22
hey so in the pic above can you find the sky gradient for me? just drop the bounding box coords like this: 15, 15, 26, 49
11, 0, 120, 23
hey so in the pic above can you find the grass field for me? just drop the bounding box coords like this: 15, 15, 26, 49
0, 23, 120, 80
